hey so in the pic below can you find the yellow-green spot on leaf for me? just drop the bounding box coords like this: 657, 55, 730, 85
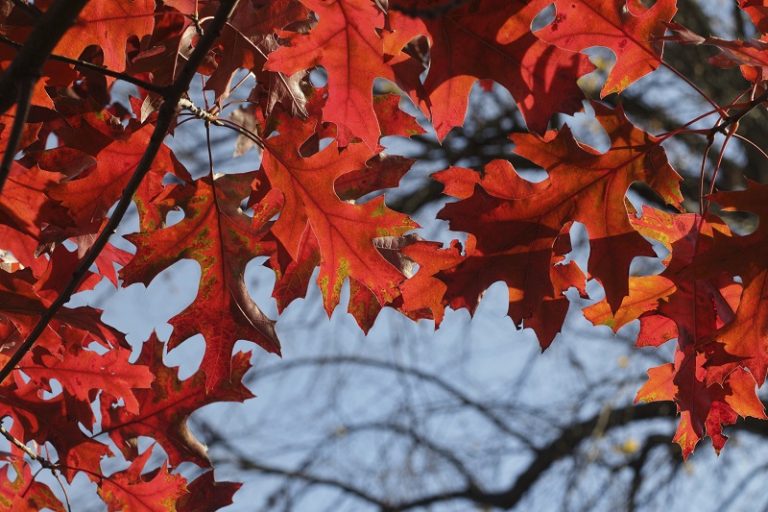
318, 274, 330, 298
371, 202, 387, 218
334, 258, 350, 297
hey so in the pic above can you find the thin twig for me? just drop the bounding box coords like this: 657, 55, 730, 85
0, 0, 242, 386
219, 118, 265, 149
0, 75, 34, 194
0, 423, 58, 472
251, 355, 531, 446
178, 97, 225, 126
0, 34, 167, 95
714, 88, 768, 136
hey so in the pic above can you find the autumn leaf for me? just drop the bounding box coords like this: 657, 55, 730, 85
511, 102, 682, 312
267, 0, 394, 148
97, 445, 187, 512
536, 0, 677, 96
0, 381, 111, 480
177, 472, 241, 512
53, 0, 156, 72
399, 240, 464, 325
0, 461, 64, 512
0, 268, 125, 356
584, 275, 676, 333
637, 350, 766, 458
740, 0, 768, 34
49, 123, 177, 228
435, 160, 586, 347
388, 0, 591, 138
697, 182, 768, 386
205, 0, 309, 99
261, 114, 417, 313
373, 93, 424, 138
102, 336, 253, 468
18, 343, 153, 415
121, 174, 279, 390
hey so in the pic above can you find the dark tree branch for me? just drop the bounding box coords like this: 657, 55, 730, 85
714, 89, 768, 136
0, 0, 90, 115
627, 434, 677, 512
0, 0, 242, 386
238, 459, 392, 510
207, 400, 685, 511
11, 0, 43, 18
0, 74, 33, 194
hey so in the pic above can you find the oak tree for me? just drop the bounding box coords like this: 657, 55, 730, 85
1, 0, 768, 509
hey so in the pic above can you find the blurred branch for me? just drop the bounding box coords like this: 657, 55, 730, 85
251, 355, 532, 445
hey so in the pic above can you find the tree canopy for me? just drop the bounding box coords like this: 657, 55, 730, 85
1, 0, 768, 509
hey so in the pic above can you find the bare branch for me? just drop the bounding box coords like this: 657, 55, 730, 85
0, 422, 58, 472
252, 355, 532, 446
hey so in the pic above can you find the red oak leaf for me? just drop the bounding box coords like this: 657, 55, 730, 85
0, 11, 77, 109
400, 240, 464, 325
373, 93, 424, 138
0, 379, 111, 481
53, 0, 156, 72
96, 445, 187, 512
261, 115, 417, 313
715, 270, 768, 384
18, 343, 153, 415
636, 350, 765, 458
512, 102, 682, 312
267, 153, 416, 332
334, 154, 414, 201
0, 162, 66, 239
740, 0, 768, 34
267, 0, 394, 148
536, 0, 677, 96
205, 0, 309, 99
0, 461, 64, 512
102, 336, 254, 468
49, 123, 176, 228
121, 174, 279, 391
624, 207, 758, 455
628, 207, 737, 355
435, 161, 586, 347
177, 472, 241, 512
0, 268, 126, 361
388, 0, 592, 138
698, 182, 768, 385
584, 275, 676, 333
